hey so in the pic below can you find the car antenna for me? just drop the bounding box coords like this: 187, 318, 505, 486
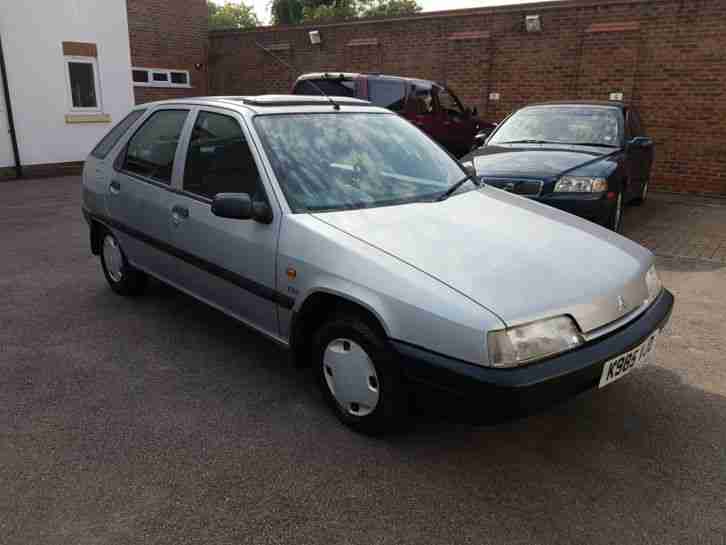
254, 41, 340, 111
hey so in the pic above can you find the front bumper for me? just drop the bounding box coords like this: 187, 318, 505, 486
537, 193, 616, 227
392, 289, 674, 411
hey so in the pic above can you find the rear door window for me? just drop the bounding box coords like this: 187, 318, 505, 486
183, 111, 263, 200
368, 80, 406, 112
91, 109, 146, 159
293, 78, 356, 98
122, 109, 189, 184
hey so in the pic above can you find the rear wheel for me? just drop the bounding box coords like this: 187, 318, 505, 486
312, 312, 407, 434
100, 230, 147, 296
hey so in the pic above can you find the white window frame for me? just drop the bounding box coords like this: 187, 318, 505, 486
64, 56, 102, 113
132, 67, 191, 88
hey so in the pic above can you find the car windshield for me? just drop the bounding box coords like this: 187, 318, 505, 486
254, 113, 466, 212
489, 106, 622, 147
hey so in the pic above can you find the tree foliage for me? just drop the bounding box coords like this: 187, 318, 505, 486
208, 1, 259, 30
270, 0, 421, 25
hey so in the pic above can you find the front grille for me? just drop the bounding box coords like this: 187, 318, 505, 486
484, 178, 544, 197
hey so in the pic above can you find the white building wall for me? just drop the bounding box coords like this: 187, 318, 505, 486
0, 0, 134, 167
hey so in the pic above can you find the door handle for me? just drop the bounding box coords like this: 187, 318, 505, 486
171, 204, 189, 225
109, 180, 121, 194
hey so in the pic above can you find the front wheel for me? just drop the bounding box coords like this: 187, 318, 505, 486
100, 230, 147, 296
312, 312, 407, 435
609, 192, 624, 233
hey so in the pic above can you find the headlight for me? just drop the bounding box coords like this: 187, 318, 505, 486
645, 264, 662, 304
487, 316, 583, 368
554, 176, 608, 193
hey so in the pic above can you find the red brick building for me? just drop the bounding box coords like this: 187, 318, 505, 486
127, 0, 208, 104
208, 0, 726, 196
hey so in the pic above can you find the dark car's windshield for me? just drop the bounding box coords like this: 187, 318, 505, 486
489, 106, 622, 147
254, 113, 466, 212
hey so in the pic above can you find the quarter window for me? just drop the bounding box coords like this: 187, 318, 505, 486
368, 80, 406, 112
183, 111, 262, 200
65, 57, 101, 111
123, 109, 189, 184
91, 109, 146, 159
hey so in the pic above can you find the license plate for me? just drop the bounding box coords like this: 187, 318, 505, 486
599, 330, 660, 388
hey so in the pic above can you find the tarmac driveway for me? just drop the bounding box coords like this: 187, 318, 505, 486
1, 177, 725, 544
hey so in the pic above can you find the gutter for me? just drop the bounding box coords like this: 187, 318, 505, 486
0, 34, 22, 178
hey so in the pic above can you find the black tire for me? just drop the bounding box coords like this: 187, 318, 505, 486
631, 179, 649, 206
100, 229, 147, 296
609, 192, 625, 233
312, 312, 407, 435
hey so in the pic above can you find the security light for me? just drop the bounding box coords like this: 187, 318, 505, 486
309, 30, 321, 45
525, 15, 542, 33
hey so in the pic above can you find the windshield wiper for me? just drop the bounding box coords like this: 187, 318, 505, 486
557, 142, 619, 148
436, 173, 480, 202
497, 139, 554, 145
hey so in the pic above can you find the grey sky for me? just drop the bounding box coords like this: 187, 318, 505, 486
212, 0, 561, 25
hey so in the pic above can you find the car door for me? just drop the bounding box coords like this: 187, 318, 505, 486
106, 107, 191, 280
434, 86, 473, 157
405, 82, 439, 143
625, 108, 654, 199
166, 107, 280, 338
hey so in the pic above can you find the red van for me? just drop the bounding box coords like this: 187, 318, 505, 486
292, 72, 495, 158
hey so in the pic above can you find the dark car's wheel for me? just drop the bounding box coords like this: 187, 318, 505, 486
632, 179, 649, 206
312, 311, 407, 435
100, 230, 147, 296
609, 192, 624, 233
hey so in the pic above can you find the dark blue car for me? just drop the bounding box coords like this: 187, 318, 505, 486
462, 101, 654, 233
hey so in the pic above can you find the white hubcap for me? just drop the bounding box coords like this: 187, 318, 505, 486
102, 235, 124, 282
323, 338, 380, 417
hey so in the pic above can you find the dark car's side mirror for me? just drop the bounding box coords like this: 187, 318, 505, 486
212, 193, 252, 220
627, 136, 653, 150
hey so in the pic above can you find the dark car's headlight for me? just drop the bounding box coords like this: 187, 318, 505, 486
486, 316, 584, 368
554, 176, 608, 193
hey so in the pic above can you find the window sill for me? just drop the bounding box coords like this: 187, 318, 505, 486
133, 83, 192, 89
65, 113, 111, 124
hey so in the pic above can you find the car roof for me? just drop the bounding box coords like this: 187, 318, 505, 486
134, 95, 387, 115
296, 72, 440, 88
524, 100, 627, 109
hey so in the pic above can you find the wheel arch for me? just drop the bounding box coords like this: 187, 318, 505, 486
289, 288, 390, 368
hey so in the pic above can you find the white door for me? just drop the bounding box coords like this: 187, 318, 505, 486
0, 67, 15, 168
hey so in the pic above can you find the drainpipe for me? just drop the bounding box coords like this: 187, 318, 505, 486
0, 34, 22, 178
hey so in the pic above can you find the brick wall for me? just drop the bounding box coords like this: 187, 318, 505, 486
208, 0, 726, 196
126, 0, 208, 104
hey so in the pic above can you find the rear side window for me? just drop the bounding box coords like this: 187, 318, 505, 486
627, 110, 644, 137
91, 109, 146, 159
183, 111, 262, 200
293, 79, 356, 98
122, 109, 189, 184
368, 80, 406, 112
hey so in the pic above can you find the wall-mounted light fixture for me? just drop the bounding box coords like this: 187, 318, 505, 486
309, 30, 321, 45
525, 15, 542, 33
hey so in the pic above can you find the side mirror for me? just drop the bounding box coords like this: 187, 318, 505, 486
472, 107, 479, 117
461, 162, 476, 176
212, 193, 252, 220
627, 136, 653, 150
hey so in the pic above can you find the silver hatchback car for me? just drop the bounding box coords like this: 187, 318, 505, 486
82, 95, 674, 433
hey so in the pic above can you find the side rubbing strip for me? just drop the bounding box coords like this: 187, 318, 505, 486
87, 209, 294, 309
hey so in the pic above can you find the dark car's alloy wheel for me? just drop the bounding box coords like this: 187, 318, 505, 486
611, 192, 624, 233
100, 230, 147, 296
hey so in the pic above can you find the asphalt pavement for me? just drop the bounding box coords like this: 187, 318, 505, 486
1, 177, 725, 545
